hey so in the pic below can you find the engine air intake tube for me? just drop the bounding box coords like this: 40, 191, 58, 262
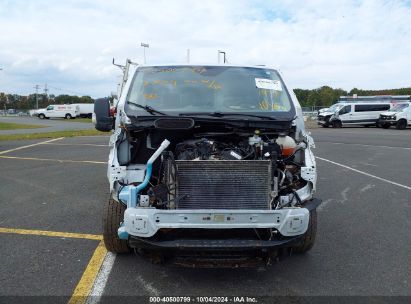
130, 139, 170, 208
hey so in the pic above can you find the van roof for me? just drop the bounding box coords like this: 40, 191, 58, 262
339, 95, 410, 102
337, 100, 410, 105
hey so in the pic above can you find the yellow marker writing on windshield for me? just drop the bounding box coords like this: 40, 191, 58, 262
259, 100, 269, 110
144, 93, 158, 100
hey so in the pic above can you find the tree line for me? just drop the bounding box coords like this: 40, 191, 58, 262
1, 86, 411, 111
0, 93, 95, 110
294, 86, 411, 108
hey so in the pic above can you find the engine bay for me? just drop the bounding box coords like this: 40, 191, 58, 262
114, 122, 314, 211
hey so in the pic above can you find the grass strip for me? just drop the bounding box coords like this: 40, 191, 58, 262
0, 122, 47, 130
0, 129, 109, 141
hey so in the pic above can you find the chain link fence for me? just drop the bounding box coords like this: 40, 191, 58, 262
0, 108, 32, 116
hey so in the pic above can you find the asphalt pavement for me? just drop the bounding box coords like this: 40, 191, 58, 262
0, 128, 410, 302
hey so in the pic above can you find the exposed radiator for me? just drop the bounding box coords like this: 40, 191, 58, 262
174, 160, 272, 210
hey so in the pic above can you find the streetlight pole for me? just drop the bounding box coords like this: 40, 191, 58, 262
218, 50, 226, 64
141, 42, 149, 64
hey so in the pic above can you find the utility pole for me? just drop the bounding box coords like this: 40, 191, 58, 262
187, 49, 190, 63
34, 84, 40, 109
141, 42, 149, 64
44, 84, 49, 102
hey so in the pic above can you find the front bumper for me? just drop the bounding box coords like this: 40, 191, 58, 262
378, 118, 396, 125
119, 198, 321, 241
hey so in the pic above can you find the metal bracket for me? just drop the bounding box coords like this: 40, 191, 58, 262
109, 166, 126, 182
301, 166, 316, 183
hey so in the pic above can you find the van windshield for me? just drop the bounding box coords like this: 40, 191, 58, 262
389, 103, 409, 112
328, 104, 343, 112
125, 66, 295, 119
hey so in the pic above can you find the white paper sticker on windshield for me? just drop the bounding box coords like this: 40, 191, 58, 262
255, 78, 282, 91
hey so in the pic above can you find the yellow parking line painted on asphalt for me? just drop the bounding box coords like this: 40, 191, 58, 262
0, 227, 102, 240
0, 155, 106, 164
0, 137, 64, 155
68, 241, 108, 304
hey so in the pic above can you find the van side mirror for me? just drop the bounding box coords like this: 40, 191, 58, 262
94, 99, 114, 132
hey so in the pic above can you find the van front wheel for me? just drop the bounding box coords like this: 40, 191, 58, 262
103, 196, 130, 253
332, 120, 342, 128
396, 119, 407, 130
65, 114, 72, 119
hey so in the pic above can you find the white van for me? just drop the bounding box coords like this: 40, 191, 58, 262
93, 62, 322, 266
378, 102, 411, 129
318, 102, 407, 128
37, 104, 79, 119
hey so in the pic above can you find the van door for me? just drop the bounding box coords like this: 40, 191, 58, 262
337, 105, 353, 124
405, 106, 411, 125
46, 105, 55, 117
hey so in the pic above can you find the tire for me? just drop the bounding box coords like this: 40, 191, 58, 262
381, 123, 390, 129
396, 119, 407, 130
293, 209, 317, 254
65, 113, 72, 119
332, 120, 342, 128
103, 196, 130, 253
38, 114, 45, 119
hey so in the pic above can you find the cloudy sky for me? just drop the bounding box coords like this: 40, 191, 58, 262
0, 0, 410, 97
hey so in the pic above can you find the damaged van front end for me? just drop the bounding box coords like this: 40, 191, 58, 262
98, 64, 321, 267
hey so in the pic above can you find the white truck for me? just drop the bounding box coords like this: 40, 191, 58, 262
378, 102, 411, 129
37, 104, 79, 119
72, 103, 94, 118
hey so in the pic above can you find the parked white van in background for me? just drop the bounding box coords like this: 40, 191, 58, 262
37, 104, 79, 119
378, 103, 411, 129
317, 101, 408, 128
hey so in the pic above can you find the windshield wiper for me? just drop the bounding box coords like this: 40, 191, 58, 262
126, 101, 167, 116
180, 112, 277, 120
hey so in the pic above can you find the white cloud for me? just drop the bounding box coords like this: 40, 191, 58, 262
0, 0, 410, 97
